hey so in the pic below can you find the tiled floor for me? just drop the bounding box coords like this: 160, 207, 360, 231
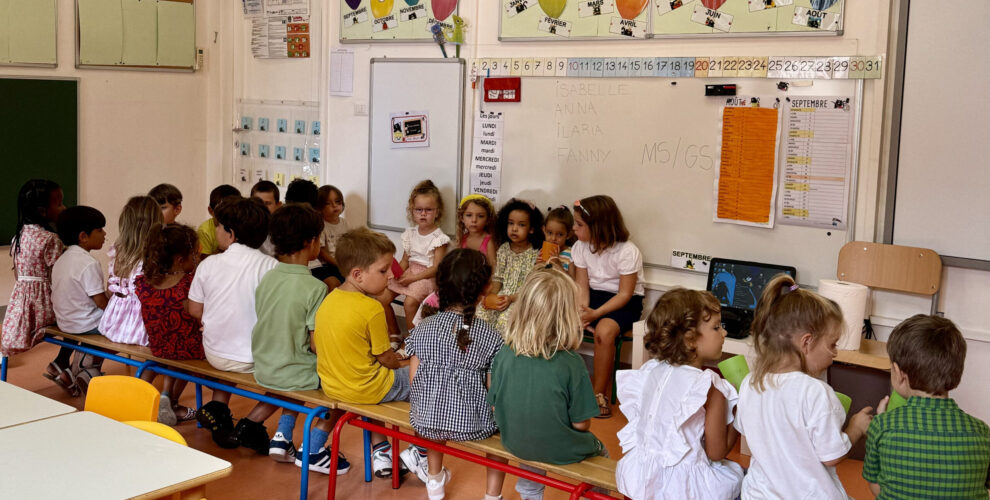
3, 342, 873, 499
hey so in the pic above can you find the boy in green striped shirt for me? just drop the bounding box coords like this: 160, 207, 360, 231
864, 314, 990, 499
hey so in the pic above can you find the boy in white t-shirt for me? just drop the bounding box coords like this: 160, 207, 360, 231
189, 197, 278, 448
51, 206, 109, 394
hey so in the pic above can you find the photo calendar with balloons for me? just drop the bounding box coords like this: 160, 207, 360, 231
499, 0, 842, 39
340, 0, 459, 41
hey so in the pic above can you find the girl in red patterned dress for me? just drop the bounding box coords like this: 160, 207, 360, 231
2, 180, 66, 389
134, 224, 203, 425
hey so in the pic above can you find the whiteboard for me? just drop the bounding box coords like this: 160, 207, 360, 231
368, 58, 464, 234
890, 1, 990, 265
479, 76, 862, 285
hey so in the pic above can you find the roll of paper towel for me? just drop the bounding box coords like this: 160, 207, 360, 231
818, 280, 869, 351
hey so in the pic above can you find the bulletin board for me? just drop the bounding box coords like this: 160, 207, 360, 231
0, 78, 78, 244
367, 59, 465, 234
479, 76, 862, 285
339, 0, 459, 42
0, 0, 57, 67
498, 0, 844, 41
76, 0, 196, 70
885, 0, 990, 268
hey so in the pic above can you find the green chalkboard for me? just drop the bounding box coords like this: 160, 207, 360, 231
0, 78, 78, 244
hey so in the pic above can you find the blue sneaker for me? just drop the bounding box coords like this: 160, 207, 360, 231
295, 447, 350, 476
269, 432, 296, 463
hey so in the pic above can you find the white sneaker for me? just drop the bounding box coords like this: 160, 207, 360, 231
372, 445, 393, 478
426, 468, 450, 500
399, 445, 429, 483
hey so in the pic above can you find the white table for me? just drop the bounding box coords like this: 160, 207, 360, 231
0, 411, 232, 499
0, 380, 76, 429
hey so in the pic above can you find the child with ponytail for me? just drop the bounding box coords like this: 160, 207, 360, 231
402, 249, 507, 500
134, 224, 203, 424
735, 274, 873, 500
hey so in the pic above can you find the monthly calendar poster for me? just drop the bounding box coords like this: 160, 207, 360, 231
340, 0, 457, 41
500, 0, 649, 39
714, 104, 780, 227
776, 95, 853, 229
651, 0, 842, 36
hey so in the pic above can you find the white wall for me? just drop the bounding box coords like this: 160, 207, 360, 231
0, 2, 222, 303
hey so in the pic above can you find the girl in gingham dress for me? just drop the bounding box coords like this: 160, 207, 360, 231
403, 249, 507, 500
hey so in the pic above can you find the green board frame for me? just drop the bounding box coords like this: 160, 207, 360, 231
0, 78, 78, 244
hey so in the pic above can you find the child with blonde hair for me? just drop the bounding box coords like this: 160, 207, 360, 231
384, 180, 450, 346
572, 195, 644, 417
615, 288, 742, 500
488, 268, 605, 500
100, 195, 163, 346
736, 274, 873, 500
456, 194, 497, 268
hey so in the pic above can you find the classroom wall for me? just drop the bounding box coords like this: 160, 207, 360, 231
0, 3, 219, 306
213, 0, 990, 421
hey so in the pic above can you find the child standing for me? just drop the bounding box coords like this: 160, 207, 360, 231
100, 196, 163, 346
135, 224, 203, 425
537, 205, 575, 278
478, 199, 543, 334
248, 203, 349, 475
385, 180, 450, 340
313, 185, 349, 291
736, 274, 873, 500
456, 194, 497, 268
197, 184, 240, 259
402, 249, 506, 500
51, 206, 109, 394
572, 195, 645, 417
488, 268, 605, 500
250, 180, 282, 214
188, 197, 277, 447
615, 288, 743, 500
863, 315, 990, 498
313, 227, 409, 478
2, 180, 64, 360
148, 183, 183, 224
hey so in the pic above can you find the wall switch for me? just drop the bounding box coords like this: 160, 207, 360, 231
354, 102, 369, 116
196, 48, 205, 70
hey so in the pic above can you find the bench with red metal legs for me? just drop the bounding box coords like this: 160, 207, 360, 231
326, 401, 620, 500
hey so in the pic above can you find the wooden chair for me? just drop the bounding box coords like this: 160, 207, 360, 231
84, 375, 160, 422
837, 241, 942, 313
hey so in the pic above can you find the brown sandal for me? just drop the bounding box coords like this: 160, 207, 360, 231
42, 362, 80, 397
595, 393, 611, 419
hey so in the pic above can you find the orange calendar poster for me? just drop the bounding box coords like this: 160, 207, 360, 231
714, 106, 779, 227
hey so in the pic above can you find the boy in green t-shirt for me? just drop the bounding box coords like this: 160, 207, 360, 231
863, 315, 990, 499
233, 203, 350, 475
313, 227, 422, 478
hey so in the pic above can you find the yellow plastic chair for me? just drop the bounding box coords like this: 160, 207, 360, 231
84, 375, 160, 422
124, 420, 188, 446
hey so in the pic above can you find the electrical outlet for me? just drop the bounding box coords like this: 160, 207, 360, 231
354, 102, 369, 116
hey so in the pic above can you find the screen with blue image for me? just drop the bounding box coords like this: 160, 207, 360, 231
708, 260, 796, 312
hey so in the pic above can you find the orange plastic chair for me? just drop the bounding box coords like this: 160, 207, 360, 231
124, 420, 188, 446
84, 375, 160, 422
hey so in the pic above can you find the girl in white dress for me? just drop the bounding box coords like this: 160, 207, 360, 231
615, 288, 743, 500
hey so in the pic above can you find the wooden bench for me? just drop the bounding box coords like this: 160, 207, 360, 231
327, 401, 619, 500
41, 329, 338, 500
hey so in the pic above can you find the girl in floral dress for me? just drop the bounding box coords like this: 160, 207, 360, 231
2, 180, 66, 390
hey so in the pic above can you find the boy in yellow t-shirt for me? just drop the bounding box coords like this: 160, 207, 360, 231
313, 227, 414, 478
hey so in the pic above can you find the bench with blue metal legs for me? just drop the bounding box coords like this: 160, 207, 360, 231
36, 329, 342, 500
